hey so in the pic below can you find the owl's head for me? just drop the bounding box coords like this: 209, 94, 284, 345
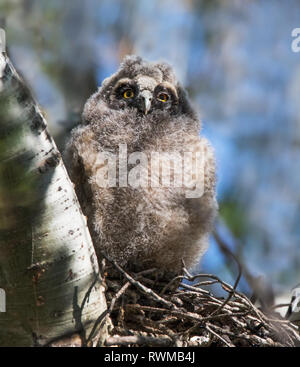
98, 55, 193, 116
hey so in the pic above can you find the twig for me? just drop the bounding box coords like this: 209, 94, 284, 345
101, 252, 175, 309
105, 334, 172, 347
205, 324, 234, 347
127, 304, 247, 323
103, 255, 300, 347
211, 229, 242, 316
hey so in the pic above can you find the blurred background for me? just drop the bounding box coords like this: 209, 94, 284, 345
1, 0, 300, 302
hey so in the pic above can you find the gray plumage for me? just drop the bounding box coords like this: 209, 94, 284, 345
64, 55, 217, 273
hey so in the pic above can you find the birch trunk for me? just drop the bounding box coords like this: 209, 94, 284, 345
0, 29, 108, 347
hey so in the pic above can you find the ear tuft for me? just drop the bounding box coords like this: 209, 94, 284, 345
176, 83, 195, 116
154, 61, 177, 83
121, 55, 143, 69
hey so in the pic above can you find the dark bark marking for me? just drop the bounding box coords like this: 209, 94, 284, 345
38, 152, 61, 174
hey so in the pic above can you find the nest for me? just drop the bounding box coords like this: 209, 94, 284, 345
101, 254, 300, 347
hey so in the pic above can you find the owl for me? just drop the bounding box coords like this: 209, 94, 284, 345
64, 55, 217, 274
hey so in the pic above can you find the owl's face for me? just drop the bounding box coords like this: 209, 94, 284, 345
108, 76, 179, 115
98, 56, 193, 118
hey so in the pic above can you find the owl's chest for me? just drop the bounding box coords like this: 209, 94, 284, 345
94, 114, 189, 151
85, 128, 200, 205
96, 184, 188, 240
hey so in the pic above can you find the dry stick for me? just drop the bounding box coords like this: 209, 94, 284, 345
101, 252, 175, 309
182, 270, 269, 326
88, 267, 158, 343
243, 308, 297, 347
271, 303, 290, 310
182, 271, 246, 303
104, 254, 300, 346
127, 304, 247, 324
214, 226, 278, 310
87, 281, 131, 343
205, 324, 234, 347
210, 229, 242, 316
178, 270, 262, 337
180, 282, 212, 295
109, 282, 131, 313
139, 318, 177, 340
126, 304, 201, 322
105, 334, 172, 347
233, 293, 266, 325
160, 275, 184, 295
176, 271, 257, 320
193, 280, 219, 287
134, 268, 159, 276
199, 276, 267, 324
207, 322, 284, 347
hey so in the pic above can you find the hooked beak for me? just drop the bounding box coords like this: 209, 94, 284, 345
139, 90, 152, 115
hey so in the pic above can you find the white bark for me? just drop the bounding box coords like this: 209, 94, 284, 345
0, 32, 108, 346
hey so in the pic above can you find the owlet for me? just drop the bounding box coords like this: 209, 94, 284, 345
64, 56, 217, 273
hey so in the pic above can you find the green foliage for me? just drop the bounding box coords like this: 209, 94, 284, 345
219, 197, 249, 239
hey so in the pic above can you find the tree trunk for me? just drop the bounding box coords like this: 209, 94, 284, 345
0, 29, 108, 347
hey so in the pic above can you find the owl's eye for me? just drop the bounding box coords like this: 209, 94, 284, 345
123, 89, 134, 99
157, 93, 169, 102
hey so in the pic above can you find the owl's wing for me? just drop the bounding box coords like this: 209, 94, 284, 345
63, 125, 96, 217
200, 136, 217, 199
184, 136, 218, 233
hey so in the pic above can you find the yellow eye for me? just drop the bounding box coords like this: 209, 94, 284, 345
157, 93, 169, 102
123, 89, 134, 99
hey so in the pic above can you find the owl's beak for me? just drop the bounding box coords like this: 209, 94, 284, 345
139, 90, 152, 115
